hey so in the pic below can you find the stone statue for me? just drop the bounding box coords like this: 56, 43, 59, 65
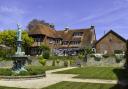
12, 24, 28, 73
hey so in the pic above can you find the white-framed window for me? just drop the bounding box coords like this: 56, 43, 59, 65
73, 32, 83, 36
70, 41, 80, 45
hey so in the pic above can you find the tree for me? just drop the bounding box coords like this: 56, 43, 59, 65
40, 44, 50, 59
0, 30, 34, 50
22, 31, 34, 50
79, 46, 93, 62
27, 19, 55, 30
0, 30, 17, 48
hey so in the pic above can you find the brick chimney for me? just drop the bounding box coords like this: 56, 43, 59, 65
64, 27, 69, 33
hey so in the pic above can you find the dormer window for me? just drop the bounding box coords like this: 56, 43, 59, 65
70, 41, 80, 45
73, 32, 83, 36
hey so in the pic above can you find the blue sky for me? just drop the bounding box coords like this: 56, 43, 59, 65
0, 0, 128, 39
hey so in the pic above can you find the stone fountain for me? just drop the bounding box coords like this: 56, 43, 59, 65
12, 24, 28, 73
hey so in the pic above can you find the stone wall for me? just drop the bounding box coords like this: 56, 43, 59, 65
0, 56, 126, 68
85, 57, 125, 67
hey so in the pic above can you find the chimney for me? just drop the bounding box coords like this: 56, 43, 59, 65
91, 25, 95, 29
90, 25, 96, 44
64, 27, 69, 33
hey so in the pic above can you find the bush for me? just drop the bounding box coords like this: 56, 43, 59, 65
90, 54, 95, 57
64, 60, 68, 67
56, 59, 60, 65
52, 60, 56, 66
18, 71, 29, 76
43, 51, 50, 59
0, 68, 12, 76
69, 60, 75, 66
39, 57, 46, 66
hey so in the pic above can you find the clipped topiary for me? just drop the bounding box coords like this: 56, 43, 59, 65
52, 59, 56, 66
39, 57, 46, 66
56, 59, 60, 66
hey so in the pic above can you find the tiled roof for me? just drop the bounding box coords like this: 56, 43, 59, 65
28, 23, 61, 38
96, 30, 126, 45
28, 24, 96, 47
56, 28, 94, 44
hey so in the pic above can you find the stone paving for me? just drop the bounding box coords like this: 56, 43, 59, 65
0, 67, 118, 89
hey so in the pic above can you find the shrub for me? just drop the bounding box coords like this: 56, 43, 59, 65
64, 60, 68, 67
90, 54, 95, 57
52, 60, 56, 66
18, 71, 29, 76
56, 59, 60, 65
78, 53, 84, 60
39, 57, 46, 66
69, 60, 74, 66
0, 68, 12, 76
43, 51, 50, 59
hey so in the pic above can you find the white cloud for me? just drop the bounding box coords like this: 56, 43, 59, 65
0, 6, 25, 15
0, 6, 26, 30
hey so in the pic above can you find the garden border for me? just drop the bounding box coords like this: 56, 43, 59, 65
0, 73, 46, 80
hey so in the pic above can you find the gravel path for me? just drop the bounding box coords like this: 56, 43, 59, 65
0, 67, 118, 89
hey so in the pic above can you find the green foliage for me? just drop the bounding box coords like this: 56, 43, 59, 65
0, 48, 15, 60
39, 57, 46, 66
0, 66, 63, 76
52, 60, 56, 66
0, 30, 34, 50
78, 53, 84, 60
22, 31, 34, 48
84, 46, 94, 55
0, 68, 12, 76
69, 60, 75, 66
56, 59, 60, 65
0, 30, 16, 47
64, 60, 69, 67
43, 51, 50, 59
40, 44, 50, 51
40, 44, 50, 59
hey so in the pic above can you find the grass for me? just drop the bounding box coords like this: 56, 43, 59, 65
0, 66, 63, 76
42, 81, 120, 89
55, 67, 128, 80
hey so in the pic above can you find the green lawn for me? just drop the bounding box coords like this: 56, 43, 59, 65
0, 66, 63, 76
55, 67, 128, 80
42, 81, 120, 89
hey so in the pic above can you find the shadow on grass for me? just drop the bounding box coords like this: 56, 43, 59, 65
110, 68, 128, 89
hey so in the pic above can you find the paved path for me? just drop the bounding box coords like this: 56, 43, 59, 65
0, 67, 118, 89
